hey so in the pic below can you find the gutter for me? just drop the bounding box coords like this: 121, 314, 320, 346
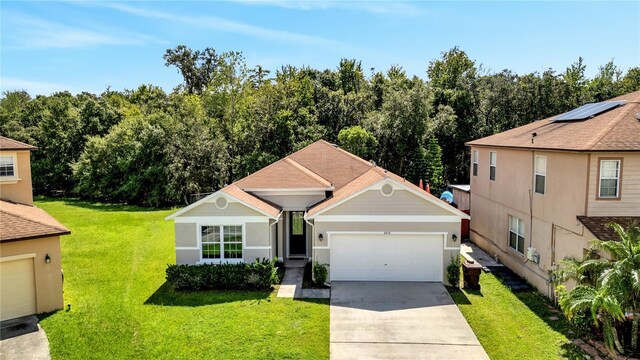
270, 212, 283, 261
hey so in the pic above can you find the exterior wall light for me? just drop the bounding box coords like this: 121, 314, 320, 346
452, 234, 458, 242
318, 233, 324, 242
45, 254, 51, 264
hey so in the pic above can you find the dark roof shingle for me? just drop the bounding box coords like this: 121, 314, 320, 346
0, 136, 37, 151
0, 200, 70, 241
466, 91, 640, 151
577, 216, 640, 241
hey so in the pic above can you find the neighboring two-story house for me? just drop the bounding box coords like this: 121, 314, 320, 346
466, 91, 640, 298
0, 136, 69, 322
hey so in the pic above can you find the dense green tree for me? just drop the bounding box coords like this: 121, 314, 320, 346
164, 45, 219, 94
427, 47, 478, 184
1, 45, 637, 206
337, 125, 377, 160
425, 137, 444, 191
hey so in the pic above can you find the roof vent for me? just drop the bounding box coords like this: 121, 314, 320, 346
370, 160, 376, 167
554, 100, 626, 122
636, 112, 640, 121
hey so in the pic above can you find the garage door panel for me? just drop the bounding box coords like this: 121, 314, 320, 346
330, 233, 443, 282
1, 258, 37, 321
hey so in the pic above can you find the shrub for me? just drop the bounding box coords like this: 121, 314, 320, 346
313, 262, 328, 285
166, 258, 278, 291
447, 255, 461, 287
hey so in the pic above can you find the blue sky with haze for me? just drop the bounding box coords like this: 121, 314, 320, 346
2, 1, 639, 95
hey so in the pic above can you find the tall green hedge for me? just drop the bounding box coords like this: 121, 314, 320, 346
166, 258, 278, 291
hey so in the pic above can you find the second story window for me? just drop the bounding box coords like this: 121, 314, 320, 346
489, 151, 496, 181
535, 156, 546, 195
0, 155, 15, 177
598, 159, 621, 199
472, 150, 478, 176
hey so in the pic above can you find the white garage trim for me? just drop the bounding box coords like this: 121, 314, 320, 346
328, 232, 445, 282
314, 215, 461, 223
313, 231, 459, 251
0, 253, 36, 262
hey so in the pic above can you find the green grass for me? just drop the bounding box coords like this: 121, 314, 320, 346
35, 198, 329, 360
448, 273, 584, 359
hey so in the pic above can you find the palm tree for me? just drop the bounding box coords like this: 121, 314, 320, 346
556, 222, 640, 355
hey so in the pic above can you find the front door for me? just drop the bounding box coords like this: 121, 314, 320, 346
289, 211, 306, 256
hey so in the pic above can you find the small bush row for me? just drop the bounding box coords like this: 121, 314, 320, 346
166, 258, 279, 291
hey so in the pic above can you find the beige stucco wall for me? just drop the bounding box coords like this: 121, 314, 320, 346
0, 236, 63, 314
587, 152, 640, 216
469, 146, 596, 297
0, 150, 33, 205
324, 189, 452, 216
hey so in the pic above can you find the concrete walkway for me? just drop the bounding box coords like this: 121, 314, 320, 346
330, 282, 489, 360
0, 316, 51, 360
460, 241, 502, 269
277, 267, 304, 298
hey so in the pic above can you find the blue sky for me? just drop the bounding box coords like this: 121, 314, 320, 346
1, 1, 639, 95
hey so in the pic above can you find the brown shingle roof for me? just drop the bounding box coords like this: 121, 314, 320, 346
235, 157, 332, 190
0, 136, 37, 151
289, 140, 373, 190
235, 140, 373, 191
577, 216, 640, 241
466, 91, 640, 151
221, 185, 281, 218
0, 200, 70, 242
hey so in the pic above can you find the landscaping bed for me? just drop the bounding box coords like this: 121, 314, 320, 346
302, 261, 330, 289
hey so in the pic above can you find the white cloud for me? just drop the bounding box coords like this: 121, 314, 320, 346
0, 77, 75, 96
234, 1, 427, 16
98, 2, 341, 46
3, 12, 164, 49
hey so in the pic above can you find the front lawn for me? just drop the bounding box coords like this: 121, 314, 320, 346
36, 198, 329, 359
449, 272, 583, 359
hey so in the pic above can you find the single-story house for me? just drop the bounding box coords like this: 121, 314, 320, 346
166, 140, 470, 283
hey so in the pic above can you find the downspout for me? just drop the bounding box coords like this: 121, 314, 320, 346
270, 212, 283, 261
304, 215, 314, 263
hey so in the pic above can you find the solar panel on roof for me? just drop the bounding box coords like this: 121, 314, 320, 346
554, 100, 626, 121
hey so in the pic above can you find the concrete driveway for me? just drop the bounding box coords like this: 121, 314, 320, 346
0, 316, 51, 360
330, 282, 489, 360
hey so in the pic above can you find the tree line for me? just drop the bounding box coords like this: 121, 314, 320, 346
1, 46, 638, 206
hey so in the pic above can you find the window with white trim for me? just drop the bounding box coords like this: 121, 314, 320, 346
599, 160, 620, 198
534, 156, 546, 195
0, 155, 16, 177
201, 225, 243, 260
472, 150, 478, 176
508, 215, 525, 254
489, 151, 496, 181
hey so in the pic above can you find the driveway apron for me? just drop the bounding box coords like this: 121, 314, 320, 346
330, 282, 489, 360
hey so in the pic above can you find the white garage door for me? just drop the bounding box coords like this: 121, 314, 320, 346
1, 258, 37, 321
330, 233, 443, 282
